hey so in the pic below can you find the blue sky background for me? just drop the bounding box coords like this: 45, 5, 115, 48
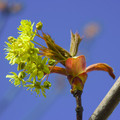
0, 0, 120, 120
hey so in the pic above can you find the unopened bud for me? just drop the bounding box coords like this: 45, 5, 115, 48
17, 62, 25, 70
48, 59, 56, 66
8, 36, 16, 43
18, 71, 26, 79
36, 21, 43, 30
43, 81, 51, 89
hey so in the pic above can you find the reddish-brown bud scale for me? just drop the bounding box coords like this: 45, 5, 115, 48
48, 55, 115, 92
65, 55, 115, 92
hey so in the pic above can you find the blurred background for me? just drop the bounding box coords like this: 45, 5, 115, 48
0, 0, 120, 120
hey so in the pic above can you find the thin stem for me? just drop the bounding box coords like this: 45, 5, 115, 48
32, 40, 45, 48
72, 90, 83, 120
36, 33, 45, 40
36, 33, 67, 62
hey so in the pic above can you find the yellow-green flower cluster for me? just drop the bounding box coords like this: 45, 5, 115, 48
5, 37, 39, 65
5, 20, 38, 65
18, 20, 36, 41
5, 20, 51, 97
6, 72, 26, 87
24, 81, 51, 97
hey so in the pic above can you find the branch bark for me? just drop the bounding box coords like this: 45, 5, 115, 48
89, 77, 120, 120
72, 90, 83, 120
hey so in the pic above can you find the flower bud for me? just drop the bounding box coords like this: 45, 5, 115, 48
17, 62, 25, 71
48, 59, 56, 66
18, 71, 26, 79
8, 36, 16, 43
36, 21, 43, 30
43, 81, 51, 89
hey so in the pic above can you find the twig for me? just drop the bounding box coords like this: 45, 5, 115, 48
70, 31, 83, 120
72, 90, 83, 120
89, 77, 120, 120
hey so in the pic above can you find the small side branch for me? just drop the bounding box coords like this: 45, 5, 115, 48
89, 77, 120, 120
72, 90, 83, 120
